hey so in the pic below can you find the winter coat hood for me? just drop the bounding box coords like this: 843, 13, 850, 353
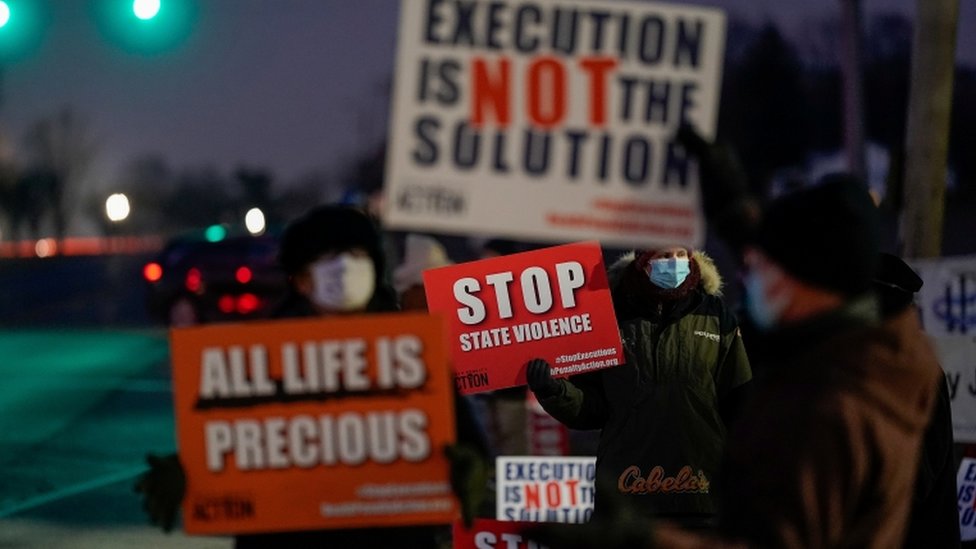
608, 250, 724, 297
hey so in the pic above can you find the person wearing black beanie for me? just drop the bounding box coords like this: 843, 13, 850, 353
136, 204, 491, 548
701, 175, 942, 547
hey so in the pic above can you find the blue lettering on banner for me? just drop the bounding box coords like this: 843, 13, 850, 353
933, 273, 976, 334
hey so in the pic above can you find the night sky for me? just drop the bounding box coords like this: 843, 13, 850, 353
0, 0, 972, 234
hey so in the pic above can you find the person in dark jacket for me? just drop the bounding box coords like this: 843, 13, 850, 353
874, 252, 961, 549
136, 204, 489, 548
711, 177, 943, 548
525, 245, 753, 529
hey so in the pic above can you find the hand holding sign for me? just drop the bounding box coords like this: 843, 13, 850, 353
526, 358, 560, 399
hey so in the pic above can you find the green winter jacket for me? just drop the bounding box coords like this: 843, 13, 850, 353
537, 252, 752, 521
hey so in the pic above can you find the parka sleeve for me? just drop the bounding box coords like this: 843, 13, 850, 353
536, 370, 609, 431
714, 300, 753, 427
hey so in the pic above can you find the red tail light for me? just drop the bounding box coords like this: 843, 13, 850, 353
144, 262, 163, 282
237, 293, 261, 314
235, 266, 253, 284
185, 268, 203, 293
218, 295, 235, 313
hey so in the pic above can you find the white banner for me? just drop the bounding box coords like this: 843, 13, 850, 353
912, 255, 976, 442
496, 455, 596, 523
957, 457, 976, 540
385, 0, 726, 248
911, 255, 976, 338
933, 336, 976, 443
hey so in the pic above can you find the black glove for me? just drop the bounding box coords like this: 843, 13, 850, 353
525, 358, 560, 399
675, 123, 759, 253
133, 453, 187, 533
444, 443, 489, 528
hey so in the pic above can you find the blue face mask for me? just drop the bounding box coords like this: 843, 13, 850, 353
743, 271, 790, 331
648, 257, 690, 289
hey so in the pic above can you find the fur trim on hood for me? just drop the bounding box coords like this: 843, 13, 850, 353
608, 250, 724, 296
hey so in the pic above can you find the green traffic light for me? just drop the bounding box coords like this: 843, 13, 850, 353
0, 2, 10, 29
205, 225, 227, 243
132, 0, 160, 21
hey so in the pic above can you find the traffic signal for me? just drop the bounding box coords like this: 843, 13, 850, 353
0, 2, 10, 29
0, 0, 48, 62
132, 0, 161, 21
93, 0, 196, 55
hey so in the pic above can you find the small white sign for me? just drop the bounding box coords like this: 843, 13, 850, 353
496, 455, 596, 523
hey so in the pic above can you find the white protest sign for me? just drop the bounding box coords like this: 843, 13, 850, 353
912, 255, 976, 442
911, 255, 976, 338
385, 0, 726, 248
933, 336, 976, 443
957, 457, 976, 540
496, 455, 596, 523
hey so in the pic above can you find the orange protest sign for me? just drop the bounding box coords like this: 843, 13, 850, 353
169, 312, 457, 535
424, 241, 624, 395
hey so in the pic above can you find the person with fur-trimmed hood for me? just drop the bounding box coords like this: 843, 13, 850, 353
526, 246, 753, 529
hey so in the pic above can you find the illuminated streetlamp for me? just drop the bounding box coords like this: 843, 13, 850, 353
105, 193, 131, 222
245, 207, 266, 235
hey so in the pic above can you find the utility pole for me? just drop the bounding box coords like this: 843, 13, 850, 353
900, 0, 959, 258
839, 0, 866, 180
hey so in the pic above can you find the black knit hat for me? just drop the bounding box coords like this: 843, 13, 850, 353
873, 252, 923, 315
278, 205, 386, 277
757, 173, 881, 296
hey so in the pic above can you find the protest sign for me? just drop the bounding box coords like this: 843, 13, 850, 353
958, 457, 976, 541
385, 0, 727, 249
496, 456, 596, 523
423, 241, 624, 395
169, 313, 456, 535
528, 392, 570, 456
911, 255, 976, 337
453, 518, 546, 549
912, 255, 976, 442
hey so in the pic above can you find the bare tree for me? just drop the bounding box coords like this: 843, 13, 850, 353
22, 106, 97, 241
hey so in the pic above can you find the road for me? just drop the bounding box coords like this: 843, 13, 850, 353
0, 255, 232, 547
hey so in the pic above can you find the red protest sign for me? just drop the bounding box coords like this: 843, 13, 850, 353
423, 241, 623, 395
452, 519, 543, 549
169, 312, 457, 535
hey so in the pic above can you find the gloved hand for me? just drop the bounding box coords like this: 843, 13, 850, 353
133, 452, 187, 533
674, 124, 760, 253
444, 443, 489, 528
525, 358, 560, 399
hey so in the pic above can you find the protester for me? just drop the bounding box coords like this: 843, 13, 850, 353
476, 238, 534, 457
393, 233, 453, 312
525, 244, 752, 529
526, 135, 944, 549
136, 204, 489, 548
873, 252, 960, 548
704, 176, 942, 547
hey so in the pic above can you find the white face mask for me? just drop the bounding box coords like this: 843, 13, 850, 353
309, 254, 376, 312
743, 268, 792, 331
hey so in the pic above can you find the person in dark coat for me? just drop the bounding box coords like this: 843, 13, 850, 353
137, 204, 489, 548
526, 246, 752, 529
874, 252, 961, 549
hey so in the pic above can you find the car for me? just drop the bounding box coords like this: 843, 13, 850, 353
142, 230, 290, 325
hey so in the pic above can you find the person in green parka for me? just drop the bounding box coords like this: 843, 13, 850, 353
525, 246, 753, 530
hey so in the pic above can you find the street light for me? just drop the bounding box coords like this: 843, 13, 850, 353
105, 193, 131, 222
245, 207, 266, 235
